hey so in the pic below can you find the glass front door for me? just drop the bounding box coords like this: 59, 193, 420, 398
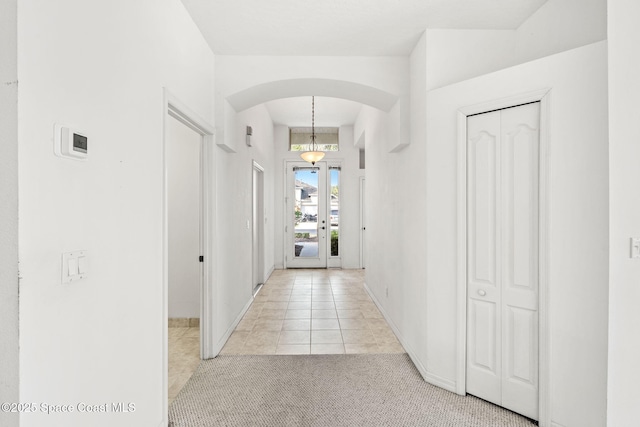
286, 162, 328, 268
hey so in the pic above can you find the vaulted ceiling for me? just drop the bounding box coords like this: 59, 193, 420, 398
180, 0, 547, 56
181, 0, 548, 126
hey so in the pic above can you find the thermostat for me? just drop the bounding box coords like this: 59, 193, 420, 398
54, 124, 88, 160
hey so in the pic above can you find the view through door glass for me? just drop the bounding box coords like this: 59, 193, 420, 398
294, 167, 319, 258
330, 167, 340, 257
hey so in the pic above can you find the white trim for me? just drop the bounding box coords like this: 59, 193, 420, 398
252, 159, 265, 172
162, 88, 217, 425
213, 298, 254, 356
284, 160, 330, 269
327, 160, 342, 268
359, 176, 366, 269
363, 282, 457, 393
264, 265, 275, 282
252, 160, 265, 289
455, 88, 551, 426
283, 160, 289, 269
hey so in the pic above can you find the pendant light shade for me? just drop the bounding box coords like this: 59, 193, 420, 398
300, 96, 325, 165
300, 150, 325, 164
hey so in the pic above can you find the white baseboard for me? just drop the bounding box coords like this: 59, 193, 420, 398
264, 265, 275, 282
363, 282, 457, 394
212, 297, 253, 356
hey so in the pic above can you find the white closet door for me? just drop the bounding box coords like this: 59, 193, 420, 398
466, 102, 540, 420
467, 109, 502, 406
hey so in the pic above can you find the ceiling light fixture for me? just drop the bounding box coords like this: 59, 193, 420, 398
300, 96, 325, 165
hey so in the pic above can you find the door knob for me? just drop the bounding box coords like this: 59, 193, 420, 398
477, 290, 486, 297
321, 226, 325, 230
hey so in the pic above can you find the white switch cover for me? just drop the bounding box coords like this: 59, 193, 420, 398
631, 238, 640, 259
62, 251, 87, 283
78, 256, 88, 274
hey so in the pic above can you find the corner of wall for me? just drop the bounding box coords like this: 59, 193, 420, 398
387, 97, 410, 153
0, 0, 19, 424
216, 96, 238, 153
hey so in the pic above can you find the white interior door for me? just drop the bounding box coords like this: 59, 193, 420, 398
286, 162, 327, 268
466, 102, 540, 420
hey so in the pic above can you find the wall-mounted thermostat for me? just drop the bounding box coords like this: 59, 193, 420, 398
54, 124, 88, 160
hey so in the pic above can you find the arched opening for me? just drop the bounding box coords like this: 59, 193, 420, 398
226, 78, 399, 113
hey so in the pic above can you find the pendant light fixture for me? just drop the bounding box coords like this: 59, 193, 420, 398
300, 96, 325, 165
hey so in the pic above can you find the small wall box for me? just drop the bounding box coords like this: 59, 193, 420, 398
54, 124, 88, 160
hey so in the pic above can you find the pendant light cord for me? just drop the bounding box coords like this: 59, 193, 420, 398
311, 96, 316, 150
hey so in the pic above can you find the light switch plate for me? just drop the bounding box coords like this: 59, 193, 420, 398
62, 250, 87, 283
631, 238, 640, 259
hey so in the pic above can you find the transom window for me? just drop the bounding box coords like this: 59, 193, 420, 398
289, 127, 339, 152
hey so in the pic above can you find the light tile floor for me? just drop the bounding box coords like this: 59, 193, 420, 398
168, 326, 200, 404
168, 269, 405, 403
220, 269, 405, 355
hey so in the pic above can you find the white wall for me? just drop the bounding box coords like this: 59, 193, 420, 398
215, 55, 410, 153
0, 0, 19, 426
425, 29, 516, 91
17, 0, 215, 425
167, 115, 201, 319
424, 42, 609, 427
515, 0, 607, 64
357, 35, 430, 381
216, 56, 408, 105
361, 41, 608, 427
214, 103, 276, 344
607, 0, 640, 425
423, 0, 607, 92
272, 123, 363, 270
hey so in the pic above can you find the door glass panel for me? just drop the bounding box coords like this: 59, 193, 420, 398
294, 167, 319, 258
330, 168, 340, 257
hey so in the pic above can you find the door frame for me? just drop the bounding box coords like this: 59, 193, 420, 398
284, 160, 329, 269
252, 160, 265, 293
162, 88, 217, 420
327, 162, 342, 268
359, 176, 366, 269
455, 89, 551, 426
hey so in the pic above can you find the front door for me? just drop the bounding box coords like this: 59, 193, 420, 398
466, 102, 540, 420
286, 162, 328, 268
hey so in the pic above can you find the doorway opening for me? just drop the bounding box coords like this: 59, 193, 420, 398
252, 161, 265, 295
162, 89, 216, 422
285, 161, 341, 269
166, 113, 202, 403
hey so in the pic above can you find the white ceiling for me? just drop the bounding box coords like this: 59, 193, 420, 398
180, 0, 547, 56
181, 0, 548, 126
265, 97, 363, 127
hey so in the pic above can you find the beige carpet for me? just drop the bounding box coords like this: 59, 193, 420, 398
168, 354, 536, 427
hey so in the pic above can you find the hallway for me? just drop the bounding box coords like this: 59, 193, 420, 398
168, 269, 537, 426
221, 269, 405, 355
169, 268, 405, 405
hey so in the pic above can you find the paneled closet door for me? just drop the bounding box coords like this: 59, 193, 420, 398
466, 102, 540, 421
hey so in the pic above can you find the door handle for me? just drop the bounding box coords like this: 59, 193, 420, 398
321, 226, 325, 230
477, 290, 486, 297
